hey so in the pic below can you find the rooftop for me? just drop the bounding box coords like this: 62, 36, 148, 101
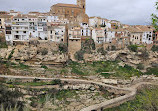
52, 3, 80, 8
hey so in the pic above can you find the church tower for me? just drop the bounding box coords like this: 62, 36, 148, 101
77, 0, 86, 13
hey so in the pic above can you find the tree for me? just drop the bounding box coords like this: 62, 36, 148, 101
0, 84, 24, 111
128, 45, 138, 52
59, 43, 68, 53
152, 1, 158, 31
151, 45, 158, 52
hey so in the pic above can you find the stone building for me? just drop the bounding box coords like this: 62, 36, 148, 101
50, 0, 89, 24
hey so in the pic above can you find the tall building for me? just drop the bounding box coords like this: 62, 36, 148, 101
77, 0, 86, 13
50, 0, 89, 24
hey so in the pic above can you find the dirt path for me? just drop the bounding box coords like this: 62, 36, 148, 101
0, 75, 157, 111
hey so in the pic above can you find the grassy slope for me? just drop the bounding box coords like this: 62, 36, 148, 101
104, 86, 158, 111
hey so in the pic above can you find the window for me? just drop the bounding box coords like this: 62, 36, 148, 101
6, 31, 11, 34
22, 19, 25, 21
23, 31, 26, 33
16, 31, 19, 33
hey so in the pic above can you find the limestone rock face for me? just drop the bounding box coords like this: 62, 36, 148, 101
0, 44, 68, 66
83, 49, 158, 70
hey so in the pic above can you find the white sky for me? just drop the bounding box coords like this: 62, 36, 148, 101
0, 0, 157, 25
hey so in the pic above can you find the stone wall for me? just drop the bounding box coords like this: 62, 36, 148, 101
68, 39, 81, 60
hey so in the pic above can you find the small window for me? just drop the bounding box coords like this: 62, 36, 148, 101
23, 31, 26, 33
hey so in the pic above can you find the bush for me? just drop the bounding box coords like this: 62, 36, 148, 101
38, 48, 48, 55
82, 39, 96, 51
111, 45, 116, 51
140, 50, 149, 60
145, 67, 158, 76
0, 35, 8, 48
41, 65, 48, 69
71, 67, 84, 75
59, 43, 68, 53
151, 45, 158, 52
97, 47, 107, 55
0, 85, 24, 111
8, 49, 14, 60
137, 63, 144, 70
128, 45, 138, 52
51, 79, 61, 85
33, 78, 41, 82
75, 50, 85, 61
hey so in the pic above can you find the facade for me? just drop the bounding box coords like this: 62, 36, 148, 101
105, 29, 116, 43
136, 26, 153, 44
0, 15, 13, 30
126, 27, 143, 45
37, 16, 47, 40
80, 23, 91, 41
48, 24, 65, 42
110, 20, 121, 29
28, 15, 38, 38
92, 28, 105, 44
11, 15, 29, 41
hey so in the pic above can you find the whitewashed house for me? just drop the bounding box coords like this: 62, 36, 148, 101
137, 26, 153, 44
11, 15, 29, 41
28, 15, 38, 38
37, 16, 47, 40
92, 28, 105, 44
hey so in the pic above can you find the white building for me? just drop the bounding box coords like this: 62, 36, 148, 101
92, 28, 105, 44
28, 15, 38, 38
48, 23, 65, 42
105, 29, 116, 43
137, 26, 153, 44
80, 23, 91, 37
5, 19, 13, 42
37, 16, 47, 40
11, 15, 29, 41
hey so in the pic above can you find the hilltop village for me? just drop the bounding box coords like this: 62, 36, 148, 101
0, 1, 158, 111
0, 0, 157, 50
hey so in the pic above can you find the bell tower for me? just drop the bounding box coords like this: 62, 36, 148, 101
77, 0, 86, 13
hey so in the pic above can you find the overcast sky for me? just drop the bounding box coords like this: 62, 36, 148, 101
0, 0, 157, 25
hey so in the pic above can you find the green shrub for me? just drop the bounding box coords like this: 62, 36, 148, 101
59, 43, 68, 53
111, 45, 116, 51
8, 49, 14, 60
0, 84, 24, 111
19, 63, 29, 69
41, 65, 48, 69
75, 50, 85, 61
33, 78, 40, 82
128, 45, 138, 52
39, 48, 48, 55
140, 50, 149, 60
151, 45, 158, 52
145, 67, 158, 76
0, 36, 8, 48
71, 67, 84, 75
137, 63, 144, 70
82, 39, 96, 51
51, 79, 61, 85
97, 47, 107, 55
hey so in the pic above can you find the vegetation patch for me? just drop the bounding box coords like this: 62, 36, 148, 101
128, 45, 138, 52
104, 86, 158, 111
